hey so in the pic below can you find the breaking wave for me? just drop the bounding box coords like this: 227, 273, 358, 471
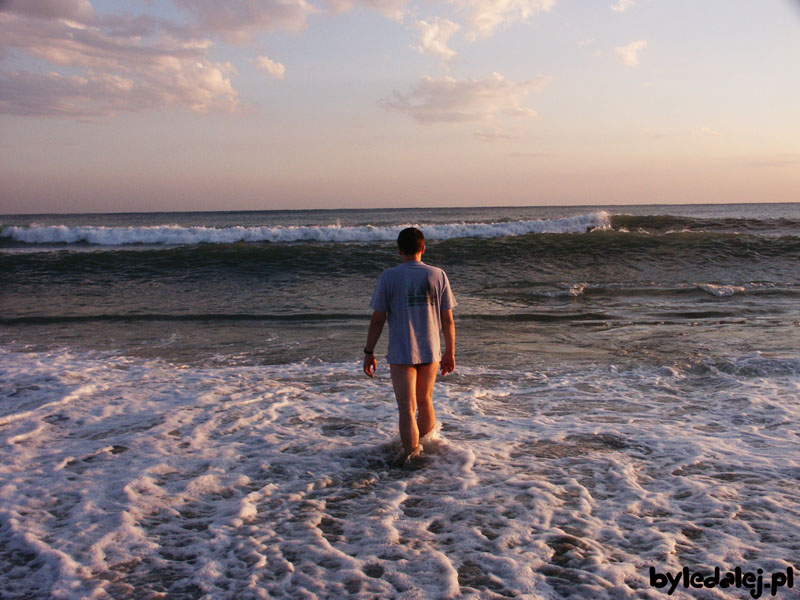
0, 213, 610, 247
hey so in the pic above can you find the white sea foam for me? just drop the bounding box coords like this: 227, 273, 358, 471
1, 348, 798, 598
695, 283, 748, 297
534, 284, 587, 298
0, 212, 610, 246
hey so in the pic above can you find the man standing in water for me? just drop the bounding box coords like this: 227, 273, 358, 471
363, 227, 456, 464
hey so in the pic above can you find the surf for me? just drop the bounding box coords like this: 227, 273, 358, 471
0, 212, 611, 247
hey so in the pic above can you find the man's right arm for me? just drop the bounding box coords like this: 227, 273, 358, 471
440, 308, 455, 375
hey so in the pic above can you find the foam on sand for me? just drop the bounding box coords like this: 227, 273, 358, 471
1, 348, 798, 598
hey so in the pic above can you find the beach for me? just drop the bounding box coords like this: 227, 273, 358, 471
1, 204, 799, 599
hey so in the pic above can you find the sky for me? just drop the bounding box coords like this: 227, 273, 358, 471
0, 0, 798, 214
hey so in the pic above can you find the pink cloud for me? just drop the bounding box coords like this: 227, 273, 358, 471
414, 17, 461, 63
382, 72, 548, 125
611, 0, 636, 13
454, 0, 556, 40
0, 0, 418, 119
172, 0, 318, 43
252, 55, 287, 79
615, 39, 647, 66
1, 0, 96, 21
324, 0, 409, 21
0, 8, 241, 117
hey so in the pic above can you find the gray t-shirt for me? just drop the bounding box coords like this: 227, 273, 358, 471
370, 260, 456, 365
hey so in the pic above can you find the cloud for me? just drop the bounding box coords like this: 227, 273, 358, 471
0, 9, 241, 117
615, 39, 647, 66
690, 126, 719, 137
0, 65, 238, 117
382, 72, 549, 124
172, 0, 318, 43
453, 0, 556, 39
611, 0, 636, 13
0, 59, 240, 118
1, 0, 96, 21
0, 1, 555, 120
0, 70, 121, 118
0, 0, 426, 120
252, 55, 286, 79
414, 17, 460, 63
324, 0, 409, 21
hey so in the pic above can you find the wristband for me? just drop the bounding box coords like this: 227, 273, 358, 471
364, 348, 374, 355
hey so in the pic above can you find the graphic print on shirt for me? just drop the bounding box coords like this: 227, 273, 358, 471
406, 278, 433, 307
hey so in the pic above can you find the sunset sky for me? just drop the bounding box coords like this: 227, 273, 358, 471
1, 0, 798, 214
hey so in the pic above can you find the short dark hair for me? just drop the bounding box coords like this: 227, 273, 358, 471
397, 227, 425, 255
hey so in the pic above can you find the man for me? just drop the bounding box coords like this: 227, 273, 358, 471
363, 227, 456, 464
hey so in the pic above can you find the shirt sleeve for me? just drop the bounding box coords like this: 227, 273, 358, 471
370, 272, 389, 312
440, 271, 456, 310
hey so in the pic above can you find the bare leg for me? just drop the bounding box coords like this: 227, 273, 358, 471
390, 364, 418, 455
390, 363, 439, 455
415, 362, 438, 439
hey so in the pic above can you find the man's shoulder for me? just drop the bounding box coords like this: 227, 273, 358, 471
380, 265, 404, 278
380, 262, 448, 280
419, 262, 448, 278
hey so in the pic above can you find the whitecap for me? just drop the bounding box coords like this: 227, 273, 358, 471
695, 283, 747, 297
1, 212, 611, 247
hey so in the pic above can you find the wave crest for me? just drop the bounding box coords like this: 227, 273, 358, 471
1, 212, 610, 246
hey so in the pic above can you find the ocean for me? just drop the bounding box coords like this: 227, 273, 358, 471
1, 204, 798, 599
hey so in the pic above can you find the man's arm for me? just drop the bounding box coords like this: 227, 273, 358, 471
440, 308, 455, 375
363, 310, 386, 378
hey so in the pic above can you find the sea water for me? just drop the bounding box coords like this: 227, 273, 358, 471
1, 204, 799, 599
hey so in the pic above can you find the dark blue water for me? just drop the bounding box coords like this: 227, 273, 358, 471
2, 203, 799, 368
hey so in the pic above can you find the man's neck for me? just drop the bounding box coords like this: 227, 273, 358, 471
400, 252, 423, 263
